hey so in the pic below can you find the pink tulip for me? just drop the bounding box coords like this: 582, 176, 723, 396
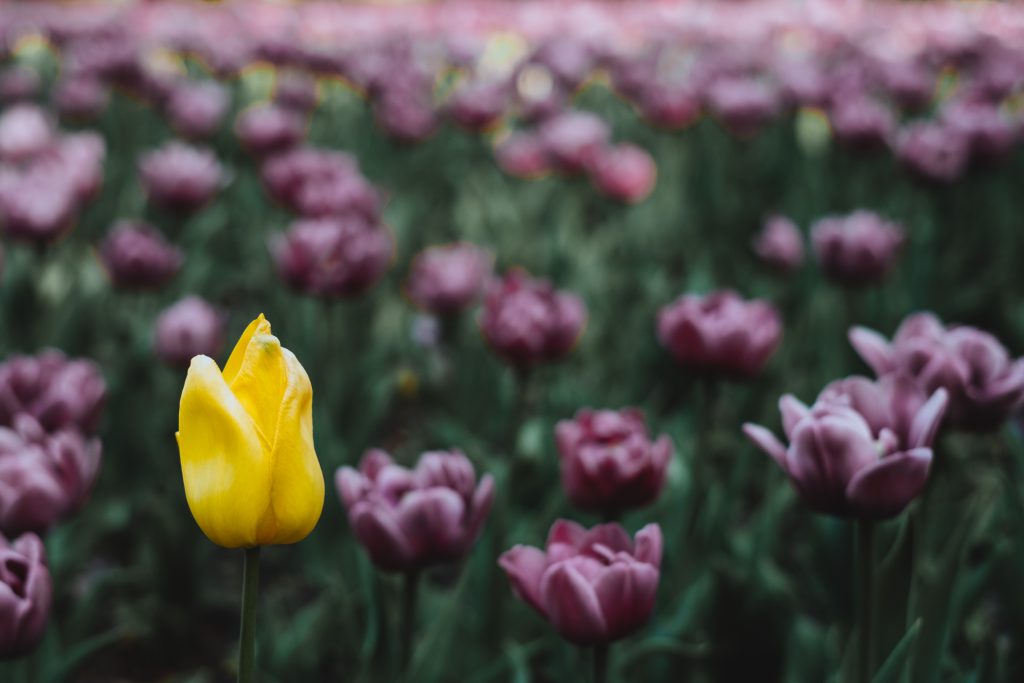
588, 144, 657, 204
153, 297, 226, 368
752, 215, 804, 273
164, 81, 230, 139
336, 449, 495, 573
235, 104, 305, 157
138, 141, 223, 214
98, 221, 184, 291
500, 520, 662, 645
0, 104, 54, 162
406, 243, 493, 315
538, 111, 609, 174
555, 409, 672, 513
0, 351, 106, 435
810, 211, 904, 286
494, 133, 550, 179
0, 533, 51, 658
657, 290, 781, 377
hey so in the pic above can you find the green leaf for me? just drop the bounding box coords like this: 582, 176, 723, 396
872, 619, 922, 683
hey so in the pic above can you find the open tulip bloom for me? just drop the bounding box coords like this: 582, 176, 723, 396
176, 314, 324, 682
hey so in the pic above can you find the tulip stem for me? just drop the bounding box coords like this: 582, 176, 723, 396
856, 520, 875, 683
400, 571, 420, 673
593, 644, 609, 683
238, 546, 261, 683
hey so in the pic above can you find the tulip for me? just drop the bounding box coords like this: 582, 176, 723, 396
374, 93, 438, 143
138, 141, 224, 214
705, 76, 780, 137
0, 167, 77, 244
405, 243, 493, 315
260, 147, 379, 220
335, 448, 495, 572
0, 104, 54, 162
0, 67, 40, 104
154, 297, 226, 368
810, 210, 904, 286
657, 290, 781, 377
273, 72, 319, 113
894, 121, 969, 184
53, 75, 109, 122
828, 95, 895, 150
743, 382, 947, 518
269, 218, 393, 298
587, 144, 657, 204
176, 314, 323, 683
55, 132, 106, 203
940, 98, 1016, 163
98, 221, 184, 291
165, 80, 230, 139
636, 86, 701, 130
235, 104, 305, 157
555, 409, 672, 514
447, 81, 508, 132
0, 350, 106, 435
499, 520, 662, 645
850, 313, 1024, 431
479, 269, 587, 367
752, 215, 804, 273
0, 414, 101, 535
538, 111, 610, 174
0, 533, 51, 659
494, 132, 550, 179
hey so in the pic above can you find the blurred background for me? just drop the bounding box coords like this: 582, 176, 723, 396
0, 1, 1023, 681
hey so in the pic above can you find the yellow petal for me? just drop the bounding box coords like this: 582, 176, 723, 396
257, 347, 324, 545
223, 314, 271, 385
177, 356, 271, 548
227, 328, 286, 449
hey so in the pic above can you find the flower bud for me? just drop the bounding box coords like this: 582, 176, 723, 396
753, 215, 804, 273
0, 351, 106, 435
588, 144, 657, 204
811, 210, 904, 286
0, 533, 51, 658
138, 141, 223, 214
406, 243, 492, 315
154, 297, 226, 369
99, 221, 184, 291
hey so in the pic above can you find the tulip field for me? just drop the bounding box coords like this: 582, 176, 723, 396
4, 1, 1024, 682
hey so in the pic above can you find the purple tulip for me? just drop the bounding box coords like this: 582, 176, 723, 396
894, 121, 969, 184
588, 144, 657, 204
940, 99, 1016, 163
138, 141, 223, 214
98, 221, 184, 291
499, 520, 662, 645
752, 215, 804, 273
153, 296, 226, 368
555, 409, 672, 513
336, 448, 495, 573
829, 95, 895, 150
538, 111, 609, 174
479, 269, 587, 367
0, 67, 40, 104
270, 218, 393, 299
447, 81, 507, 132
261, 147, 379, 220
0, 105, 54, 162
657, 290, 781, 377
850, 313, 1024, 431
0, 532, 51, 659
705, 76, 780, 137
54, 132, 106, 203
636, 86, 701, 130
406, 243, 493, 315
0, 351, 106, 435
164, 81, 230, 139
494, 133, 550, 179
810, 211, 904, 286
743, 381, 948, 518
0, 414, 101, 535
374, 93, 438, 143
0, 166, 78, 244
53, 76, 109, 122
235, 104, 305, 157
273, 72, 319, 113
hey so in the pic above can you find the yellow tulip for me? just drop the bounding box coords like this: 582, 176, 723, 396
176, 314, 324, 548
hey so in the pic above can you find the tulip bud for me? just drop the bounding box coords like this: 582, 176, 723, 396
273, 72, 319, 113
705, 77, 780, 137
447, 81, 508, 132
99, 221, 184, 291
177, 315, 325, 547
336, 449, 495, 572
53, 75, 109, 122
405, 243, 493, 315
810, 210, 904, 286
588, 144, 657, 204
940, 98, 1015, 163
0, 351, 106, 435
479, 269, 587, 367
0, 67, 40, 104
494, 133, 550, 179
538, 111, 610, 174
752, 215, 804, 273
164, 81, 230, 140
828, 95, 895, 150
138, 141, 223, 214
500, 520, 662, 645
235, 104, 305, 158
0, 104, 54, 162
894, 121, 969, 184
154, 297, 226, 369
260, 147, 379, 220
0, 533, 51, 659
849, 313, 1024, 431
555, 408, 672, 513
657, 290, 782, 377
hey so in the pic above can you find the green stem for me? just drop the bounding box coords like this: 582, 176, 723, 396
400, 571, 420, 673
856, 520, 875, 683
593, 644, 609, 683
238, 546, 261, 683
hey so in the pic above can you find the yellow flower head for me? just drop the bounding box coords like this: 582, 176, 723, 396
177, 315, 324, 548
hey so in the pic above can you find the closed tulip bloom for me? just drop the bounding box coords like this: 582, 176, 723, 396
177, 314, 325, 548
165, 81, 230, 139
99, 221, 184, 291
811, 211, 904, 286
53, 76, 109, 122
657, 290, 781, 377
538, 111, 610, 174
829, 95, 895, 150
269, 218, 393, 298
273, 72, 319, 113
0, 415, 101, 535
55, 132, 106, 204
447, 81, 508, 132
850, 313, 1024, 431
0, 67, 40, 104
154, 297, 226, 369
480, 269, 587, 367
138, 141, 223, 214
0, 167, 77, 244
374, 93, 438, 143
336, 449, 495, 572
637, 86, 701, 130
894, 121, 969, 184
0, 533, 51, 659
940, 99, 1015, 162
494, 133, 550, 179
555, 409, 672, 513
705, 77, 780, 137
743, 383, 948, 518
499, 520, 662, 645
0, 351, 106, 435
752, 215, 804, 273
588, 144, 657, 204
260, 147, 379, 221
235, 104, 305, 157
0, 104, 54, 162
406, 243, 493, 315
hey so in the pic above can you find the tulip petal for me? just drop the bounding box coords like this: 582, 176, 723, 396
498, 545, 548, 615
177, 356, 269, 548
742, 423, 788, 470
540, 562, 608, 644
222, 315, 269, 385
595, 562, 659, 641
633, 523, 663, 568
258, 348, 324, 545
227, 325, 287, 449
848, 326, 896, 376
907, 389, 948, 449
779, 395, 810, 437
350, 503, 414, 572
846, 448, 932, 518
466, 474, 496, 542
397, 488, 466, 560
334, 467, 367, 510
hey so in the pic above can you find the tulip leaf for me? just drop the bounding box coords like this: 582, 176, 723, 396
871, 619, 922, 683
